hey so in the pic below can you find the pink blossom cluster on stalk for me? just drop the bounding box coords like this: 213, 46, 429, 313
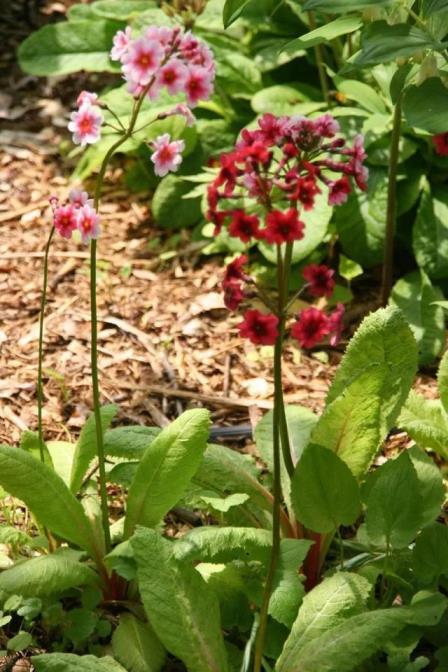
208, 112, 369, 349
67, 24, 216, 178
50, 189, 100, 243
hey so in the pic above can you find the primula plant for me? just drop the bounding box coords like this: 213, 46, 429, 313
3, 1, 448, 672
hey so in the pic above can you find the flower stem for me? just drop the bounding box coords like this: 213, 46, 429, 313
90, 90, 150, 555
380, 96, 402, 306
37, 225, 55, 462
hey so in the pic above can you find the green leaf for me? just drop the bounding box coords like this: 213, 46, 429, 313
33, 654, 127, 671
423, 0, 448, 16
152, 175, 202, 230
413, 183, 448, 280
302, 0, 391, 10
277, 596, 446, 672
200, 493, 250, 513
259, 188, 332, 264
291, 445, 361, 533
355, 22, 436, 67
132, 527, 229, 672
403, 78, 448, 134
46, 440, 76, 486
269, 539, 313, 628
91, 0, 155, 20
0, 554, 98, 598
251, 84, 323, 116
326, 307, 418, 433
338, 255, 363, 281
389, 270, 445, 365
65, 608, 98, 644
0, 446, 100, 561
112, 613, 165, 672
223, 0, 252, 27
18, 20, 122, 76
70, 405, 117, 493
335, 79, 387, 114
283, 16, 362, 53
398, 390, 448, 459
8, 632, 32, 652
335, 167, 388, 268
276, 572, 372, 671
174, 526, 272, 564
365, 452, 422, 549
124, 409, 210, 537
438, 350, 448, 413
413, 523, 448, 582
408, 445, 445, 527
104, 426, 160, 460
255, 405, 318, 468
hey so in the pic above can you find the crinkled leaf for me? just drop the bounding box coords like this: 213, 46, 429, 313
398, 390, 448, 459
33, 654, 126, 671
112, 613, 165, 672
408, 445, 444, 527
70, 405, 117, 493
413, 184, 448, 280
438, 349, 448, 413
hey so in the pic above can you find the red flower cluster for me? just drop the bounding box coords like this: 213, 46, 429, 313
291, 303, 345, 349
206, 112, 369, 242
432, 133, 448, 156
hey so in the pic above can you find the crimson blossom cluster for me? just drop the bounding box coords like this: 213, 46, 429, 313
68, 25, 215, 176
207, 112, 369, 350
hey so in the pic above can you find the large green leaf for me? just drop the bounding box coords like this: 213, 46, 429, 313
335, 79, 387, 114
33, 654, 126, 672
104, 426, 160, 460
269, 539, 312, 628
132, 528, 229, 672
276, 572, 372, 671
365, 452, 422, 549
259, 188, 332, 264
251, 84, 323, 116
255, 405, 318, 468
18, 20, 122, 76
413, 523, 448, 582
355, 22, 436, 67
0, 446, 100, 561
70, 405, 117, 493
438, 350, 448, 413
174, 527, 272, 564
283, 16, 362, 53
91, 0, 155, 20
389, 270, 445, 365
277, 596, 446, 672
302, 0, 391, 10
124, 409, 210, 537
112, 613, 165, 672
403, 78, 448, 134
398, 390, 448, 459
326, 307, 418, 433
0, 554, 97, 598
423, 0, 448, 15
413, 184, 448, 280
223, 0, 252, 27
291, 445, 361, 533
408, 445, 445, 527
335, 167, 388, 268
152, 175, 202, 230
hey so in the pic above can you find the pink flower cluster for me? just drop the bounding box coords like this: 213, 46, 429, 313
223, 256, 345, 349
50, 190, 100, 243
110, 25, 215, 107
150, 133, 185, 177
68, 93, 103, 147
206, 112, 368, 241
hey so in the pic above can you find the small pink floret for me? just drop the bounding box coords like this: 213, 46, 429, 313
151, 133, 185, 177
68, 104, 103, 147
76, 91, 99, 107
69, 188, 92, 209
122, 37, 163, 86
110, 27, 132, 62
185, 65, 214, 107
77, 204, 100, 243
157, 59, 189, 95
54, 204, 78, 239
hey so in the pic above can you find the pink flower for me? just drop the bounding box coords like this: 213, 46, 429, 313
77, 203, 100, 243
69, 188, 92, 209
68, 104, 103, 146
76, 91, 99, 107
160, 103, 196, 127
315, 114, 340, 138
328, 176, 351, 206
150, 133, 185, 177
110, 27, 132, 61
156, 59, 188, 95
53, 204, 78, 239
185, 66, 214, 107
328, 303, 345, 346
122, 37, 163, 86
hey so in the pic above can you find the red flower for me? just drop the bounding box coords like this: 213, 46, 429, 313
291, 307, 330, 349
223, 255, 248, 285
238, 309, 279, 345
224, 282, 244, 311
302, 264, 335, 298
263, 209, 304, 244
228, 210, 261, 243
289, 177, 321, 210
328, 303, 345, 346
206, 209, 230, 235
328, 176, 351, 206
433, 133, 448, 156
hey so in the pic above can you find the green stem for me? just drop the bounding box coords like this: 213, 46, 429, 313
308, 12, 331, 107
380, 97, 402, 306
90, 91, 149, 555
37, 226, 55, 463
